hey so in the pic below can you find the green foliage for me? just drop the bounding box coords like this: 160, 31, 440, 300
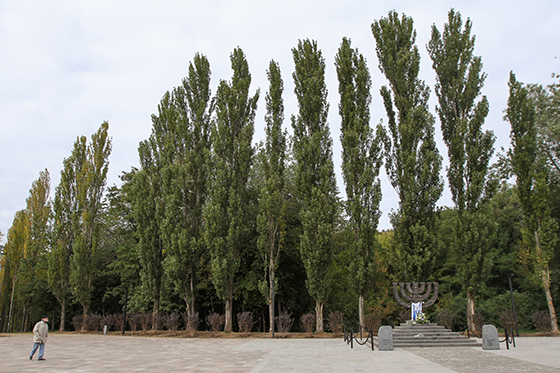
479, 291, 546, 331
372, 11, 443, 281
527, 75, 560, 180
257, 59, 288, 331
453, 209, 496, 295
291, 39, 338, 329
335, 37, 384, 327
132, 145, 164, 317
48, 123, 112, 323
428, 9, 495, 213
205, 47, 259, 331
428, 10, 497, 334
335, 37, 383, 294
69, 122, 112, 316
6, 16, 560, 334
506, 71, 559, 331
0, 170, 56, 332
506, 73, 559, 257
159, 53, 213, 314
485, 185, 524, 291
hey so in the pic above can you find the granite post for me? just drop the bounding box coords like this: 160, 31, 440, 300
482, 324, 500, 350
378, 326, 393, 351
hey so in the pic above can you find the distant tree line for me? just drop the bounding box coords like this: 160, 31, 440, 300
1, 9, 559, 335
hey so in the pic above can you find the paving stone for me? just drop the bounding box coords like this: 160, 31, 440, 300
0, 333, 558, 372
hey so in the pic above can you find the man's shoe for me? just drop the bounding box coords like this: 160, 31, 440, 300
29, 356, 32, 360
38, 358, 46, 361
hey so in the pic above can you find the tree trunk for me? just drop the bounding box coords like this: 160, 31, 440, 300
542, 266, 559, 332
152, 300, 160, 331
535, 228, 559, 332
269, 266, 275, 334
81, 304, 89, 332
60, 299, 66, 332
188, 275, 196, 317
316, 301, 324, 333
21, 305, 27, 333
466, 291, 477, 336
152, 272, 161, 331
224, 297, 233, 332
358, 294, 365, 330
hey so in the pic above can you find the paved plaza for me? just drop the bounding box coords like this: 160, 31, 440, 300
1, 333, 559, 372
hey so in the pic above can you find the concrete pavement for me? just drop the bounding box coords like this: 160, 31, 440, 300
0, 334, 559, 372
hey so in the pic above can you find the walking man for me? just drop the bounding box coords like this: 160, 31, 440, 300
30, 315, 49, 361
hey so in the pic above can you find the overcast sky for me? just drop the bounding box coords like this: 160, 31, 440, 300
1, 0, 559, 243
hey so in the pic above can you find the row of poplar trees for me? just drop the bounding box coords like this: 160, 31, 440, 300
127, 9, 558, 333
0, 123, 112, 331
1, 9, 558, 334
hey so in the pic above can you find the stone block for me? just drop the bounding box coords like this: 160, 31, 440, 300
378, 325, 393, 351
482, 324, 500, 350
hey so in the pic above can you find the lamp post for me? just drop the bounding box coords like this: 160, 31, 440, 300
508, 274, 520, 337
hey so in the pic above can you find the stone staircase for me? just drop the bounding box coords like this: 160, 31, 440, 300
375, 323, 482, 348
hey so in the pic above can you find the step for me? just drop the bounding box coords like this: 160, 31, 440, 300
394, 335, 472, 341
393, 342, 482, 348
373, 337, 482, 348
394, 330, 455, 335
394, 325, 448, 330
372, 323, 482, 348
394, 337, 477, 343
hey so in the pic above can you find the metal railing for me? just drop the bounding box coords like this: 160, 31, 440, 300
500, 326, 516, 350
344, 325, 374, 351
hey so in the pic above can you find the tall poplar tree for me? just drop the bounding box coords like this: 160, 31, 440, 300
335, 37, 383, 329
1, 210, 27, 331
506, 72, 559, 332
19, 170, 52, 330
161, 53, 213, 316
70, 122, 112, 320
50, 145, 83, 330
257, 60, 287, 332
1, 170, 52, 332
134, 98, 169, 328
205, 47, 259, 332
428, 9, 497, 335
372, 11, 443, 281
291, 39, 338, 332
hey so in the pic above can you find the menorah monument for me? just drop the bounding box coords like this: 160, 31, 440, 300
393, 282, 439, 321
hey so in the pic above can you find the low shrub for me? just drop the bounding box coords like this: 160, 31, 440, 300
164, 312, 181, 331
128, 313, 141, 332
140, 313, 151, 332
100, 314, 115, 331
84, 314, 102, 331
275, 309, 294, 334
533, 310, 551, 332
301, 313, 315, 334
500, 311, 515, 332
237, 311, 257, 334
206, 312, 224, 336
363, 314, 381, 334
327, 311, 344, 334
72, 315, 83, 331
183, 312, 199, 335
437, 310, 455, 330
113, 313, 124, 332
473, 313, 485, 334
